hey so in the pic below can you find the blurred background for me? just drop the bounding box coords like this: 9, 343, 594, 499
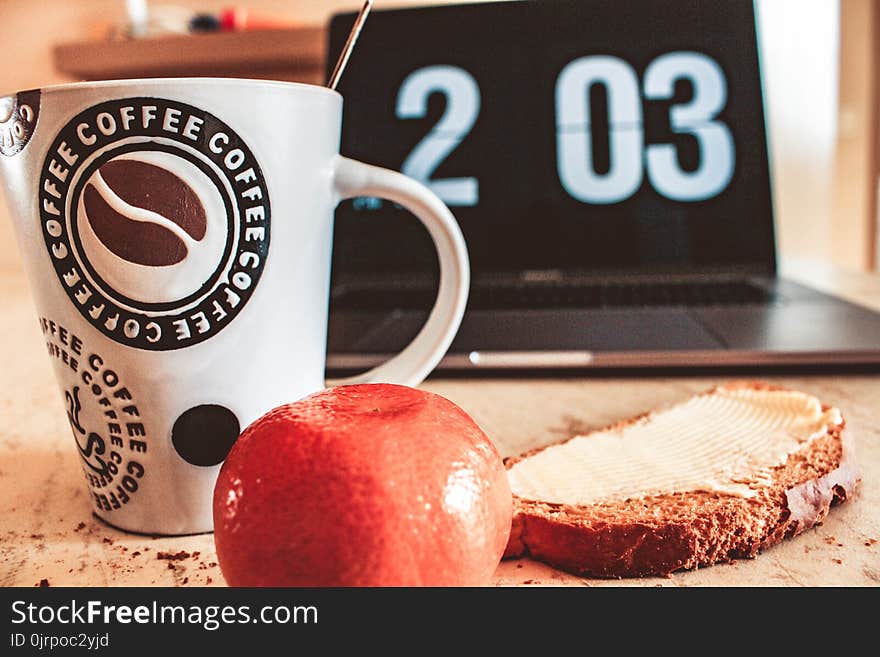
0, 0, 877, 276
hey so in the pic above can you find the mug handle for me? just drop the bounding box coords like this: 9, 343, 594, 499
327, 156, 470, 388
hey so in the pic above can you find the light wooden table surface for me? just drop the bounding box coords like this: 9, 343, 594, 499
0, 259, 878, 587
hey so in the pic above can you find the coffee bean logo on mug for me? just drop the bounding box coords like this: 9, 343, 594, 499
38, 98, 270, 351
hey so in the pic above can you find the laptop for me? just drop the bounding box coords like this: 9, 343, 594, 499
325, 0, 880, 371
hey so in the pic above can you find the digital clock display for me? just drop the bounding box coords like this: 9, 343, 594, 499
328, 0, 774, 279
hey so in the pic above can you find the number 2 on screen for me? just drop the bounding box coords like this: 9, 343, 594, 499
395, 52, 735, 207
396, 65, 481, 207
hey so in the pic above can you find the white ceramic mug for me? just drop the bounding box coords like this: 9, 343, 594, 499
0, 78, 469, 535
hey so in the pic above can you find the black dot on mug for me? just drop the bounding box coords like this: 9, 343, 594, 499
172, 405, 240, 467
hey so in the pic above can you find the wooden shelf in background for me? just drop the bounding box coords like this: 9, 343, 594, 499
53, 27, 327, 85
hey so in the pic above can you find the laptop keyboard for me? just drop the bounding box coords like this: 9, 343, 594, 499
332, 280, 774, 311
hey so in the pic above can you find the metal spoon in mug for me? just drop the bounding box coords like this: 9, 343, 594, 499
327, 0, 374, 91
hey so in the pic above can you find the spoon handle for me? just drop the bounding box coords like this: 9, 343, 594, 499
327, 0, 374, 91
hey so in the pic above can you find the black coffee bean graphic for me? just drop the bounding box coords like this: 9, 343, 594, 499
172, 404, 241, 467
83, 159, 207, 267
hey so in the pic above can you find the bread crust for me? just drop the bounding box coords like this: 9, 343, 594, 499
504, 382, 860, 578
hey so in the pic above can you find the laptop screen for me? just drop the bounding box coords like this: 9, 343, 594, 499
327, 0, 775, 282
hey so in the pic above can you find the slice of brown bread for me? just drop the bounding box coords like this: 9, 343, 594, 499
504, 382, 859, 578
